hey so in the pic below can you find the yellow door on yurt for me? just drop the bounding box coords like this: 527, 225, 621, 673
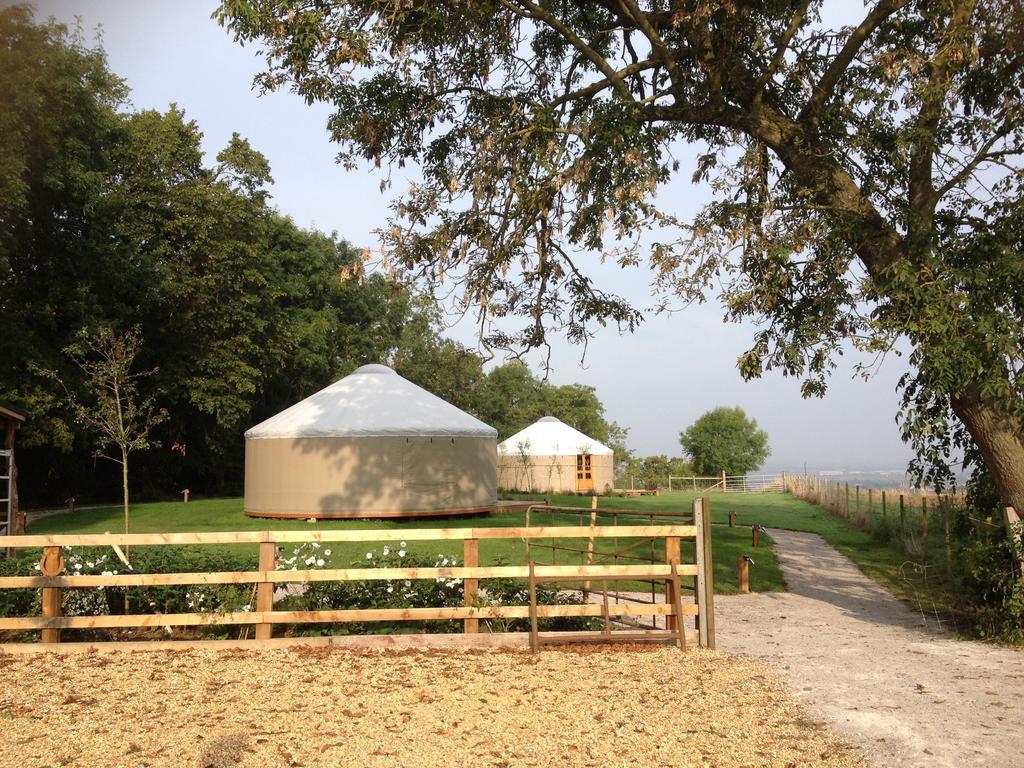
576, 454, 594, 492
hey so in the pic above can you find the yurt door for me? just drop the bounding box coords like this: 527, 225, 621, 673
576, 454, 594, 492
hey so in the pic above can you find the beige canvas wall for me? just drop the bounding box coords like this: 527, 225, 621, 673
245, 435, 497, 518
498, 454, 614, 494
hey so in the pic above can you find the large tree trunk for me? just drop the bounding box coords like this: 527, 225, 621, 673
950, 383, 1024, 519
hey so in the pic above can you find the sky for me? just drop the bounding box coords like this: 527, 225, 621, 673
25, 0, 916, 471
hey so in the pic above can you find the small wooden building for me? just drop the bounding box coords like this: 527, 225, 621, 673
0, 401, 28, 539
498, 416, 614, 494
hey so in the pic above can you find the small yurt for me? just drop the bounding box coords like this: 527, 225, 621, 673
498, 416, 614, 494
245, 364, 497, 518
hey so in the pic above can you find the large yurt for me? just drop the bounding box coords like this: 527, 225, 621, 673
497, 416, 614, 494
245, 364, 497, 518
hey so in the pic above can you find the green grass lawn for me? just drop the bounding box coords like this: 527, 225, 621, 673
25, 494, 785, 594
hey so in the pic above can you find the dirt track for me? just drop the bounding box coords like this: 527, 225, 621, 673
716, 528, 1024, 768
0, 645, 864, 768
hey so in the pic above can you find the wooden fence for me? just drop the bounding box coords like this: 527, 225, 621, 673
0, 498, 716, 651
667, 472, 784, 493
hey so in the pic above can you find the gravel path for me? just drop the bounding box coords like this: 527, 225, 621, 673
716, 528, 1024, 768
0, 646, 865, 768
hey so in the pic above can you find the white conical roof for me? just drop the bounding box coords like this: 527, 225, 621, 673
246, 364, 497, 439
497, 416, 613, 456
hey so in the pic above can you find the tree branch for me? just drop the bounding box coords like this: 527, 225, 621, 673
502, 0, 636, 103
752, 0, 811, 108
801, 0, 911, 124
909, 0, 978, 233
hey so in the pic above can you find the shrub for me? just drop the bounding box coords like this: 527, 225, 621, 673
955, 524, 1024, 643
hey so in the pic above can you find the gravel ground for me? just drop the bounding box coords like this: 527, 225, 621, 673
0, 645, 866, 768
716, 528, 1024, 768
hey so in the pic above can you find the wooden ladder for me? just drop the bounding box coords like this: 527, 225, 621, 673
0, 449, 12, 556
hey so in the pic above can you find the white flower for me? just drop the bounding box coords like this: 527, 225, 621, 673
86, 561, 94, 568
398, 550, 406, 558
73, 563, 82, 571
404, 580, 411, 587
305, 556, 316, 566
382, 546, 390, 556
400, 541, 407, 547
387, 586, 394, 593
315, 559, 325, 567
366, 552, 373, 559
441, 558, 449, 566
311, 542, 320, 549
324, 549, 332, 556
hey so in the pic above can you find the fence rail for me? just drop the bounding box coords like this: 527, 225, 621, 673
667, 473, 784, 493
0, 502, 716, 651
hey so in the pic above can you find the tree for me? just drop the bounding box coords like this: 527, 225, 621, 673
218, 1, 1024, 517
680, 407, 770, 477
0, 8, 455, 503
51, 327, 167, 538
619, 454, 693, 489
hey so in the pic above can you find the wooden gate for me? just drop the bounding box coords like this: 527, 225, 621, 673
0, 505, 715, 652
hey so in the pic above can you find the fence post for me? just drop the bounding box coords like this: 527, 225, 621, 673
722, 470, 728, 493
694, 496, 715, 649
737, 555, 750, 594
463, 538, 479, 634
665, 535, 680, 634
942, 499, 953, 577
255, 538, 276, 641
752, 525, 760, 548
528, 560, 539, 653
40, 546, 64, 644
922, 497, 929, 565
845, 483, 850, 517
1004, 507, 1024, 575
583, 496, 598, 601
729, 510, 736, 528
899, 494, 907, 543
881, 491, 887, 523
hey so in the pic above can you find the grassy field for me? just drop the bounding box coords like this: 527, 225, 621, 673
25, 494, 785, 594
505, 491, 954, 614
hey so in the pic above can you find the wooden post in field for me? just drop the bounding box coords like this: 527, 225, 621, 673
255, 539, 276, 640
752, 525, 760, 548
528, 560, 539, 653
845, 483, 850, 517
182, 488, 190, 504
881, 491, 887, 523
693, 496, 715, 649
1004, 507, 1024, 575
729, 510, 736, 528
855, 485, 861, 518
942, 499, 953, 577
737, 555, 750, 594
665, 535, 681, 633
721, 469, 727, 493
899, 494, 907, 543
40, 546, 64, 644
867, 488, 873, 518
582, 495, 597, 602
922, 497, 929, 564
463, 538, 479, 634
